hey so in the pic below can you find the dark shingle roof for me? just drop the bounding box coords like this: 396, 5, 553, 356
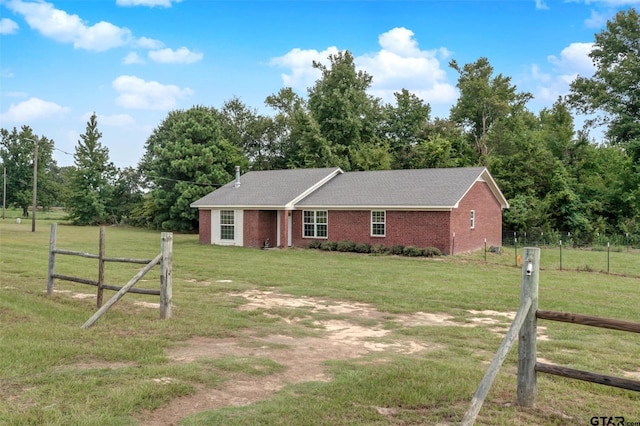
191, 166, 509, 210
297, 167, 493, 208
190, 167, 341, 208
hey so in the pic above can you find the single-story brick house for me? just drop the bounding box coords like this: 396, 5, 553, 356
190, 166, 509, 254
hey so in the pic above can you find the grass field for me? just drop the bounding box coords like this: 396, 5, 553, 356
1, 218, 639, 425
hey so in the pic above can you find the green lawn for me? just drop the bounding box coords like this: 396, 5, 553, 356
0, 220, 639, 425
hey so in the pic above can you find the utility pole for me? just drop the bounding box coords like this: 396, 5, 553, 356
2, 167, 6, 220
26, 137, 38, 232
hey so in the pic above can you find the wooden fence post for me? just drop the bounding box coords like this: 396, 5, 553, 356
160, 232, 173, 319
517, 247, 540, 407
47, 223, 57, 295
97, 226, 106, 308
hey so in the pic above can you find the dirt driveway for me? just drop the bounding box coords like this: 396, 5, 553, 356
131, 289, 520, 426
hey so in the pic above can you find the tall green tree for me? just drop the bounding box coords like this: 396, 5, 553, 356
567, 8, 640, 145
110, 167, 144, 224
66, 113, 116, 225
539, 99, 576, 161
449, 57, 532, 165
139, 105, 247, 232
382, 89, 431, 169
263, 88, 309, 169
0, 126, 56, 216
307, 51, 390, 170
220, 97, 276, 170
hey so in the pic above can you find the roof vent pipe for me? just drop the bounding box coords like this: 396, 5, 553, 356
234, 166, 241, 188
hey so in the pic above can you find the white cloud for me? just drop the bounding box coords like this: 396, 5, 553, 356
269, 27, 457, 108
6, 0, 131, 51
584, 9, 609, 28
116, 0, 181, 7
358, 28, 456, 104
528, 42, 595, 104
377, 27, 422, 56
112, 75, 193, 110
535, 0, 549, 10
148, 47, 203, 64
269, 46, 340, 90
0, 18, 19, 34
0, 97, 69, 123
134, 36, 164, 50
5, 0, 192, 56
547, 42, 594, 76
123, 52, 145, 64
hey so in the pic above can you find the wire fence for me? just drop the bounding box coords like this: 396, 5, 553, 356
473, 230, 640, 278
503, 230, 638, 250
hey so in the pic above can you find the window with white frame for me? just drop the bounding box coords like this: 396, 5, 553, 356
303, 210, 328, 238
220, 210, 235, 240
470, 210, 475, 229
371, 210, 386, 236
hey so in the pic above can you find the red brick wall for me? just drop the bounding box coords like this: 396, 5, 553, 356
243, 210, 278, 247
198, 210, 211, 244
290, 210, 453, 253
450, 181, 503, 253
288, 181, 503, 254
200, 181, 503, 253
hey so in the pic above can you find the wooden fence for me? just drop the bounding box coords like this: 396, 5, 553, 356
462, 247, 640, 425
46, 223, 173, 329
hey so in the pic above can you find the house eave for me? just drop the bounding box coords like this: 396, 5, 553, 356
192, 205, 287, 210
294, 205, 455, 211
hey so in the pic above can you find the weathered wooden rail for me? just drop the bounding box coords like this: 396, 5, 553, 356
533, 311, 640, 393
46, 223, 173, 328
462, 247, 640, 425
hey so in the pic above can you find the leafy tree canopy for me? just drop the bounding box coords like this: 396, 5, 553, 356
139, 105, 247, 232
0, 126, 56, 215
567, 8, 640, 145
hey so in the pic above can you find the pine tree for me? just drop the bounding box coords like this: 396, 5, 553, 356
67, 113, 116, 225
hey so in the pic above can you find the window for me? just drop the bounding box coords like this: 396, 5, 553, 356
371, 210, 386, 236
220, 210, 235, 240
470, 210, 475, 229
303, 210, 328, 238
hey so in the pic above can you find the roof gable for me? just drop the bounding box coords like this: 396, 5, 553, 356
190, 167, 342, 209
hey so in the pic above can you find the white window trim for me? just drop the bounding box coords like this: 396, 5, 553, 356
212, 209, 243, 246
302, 210, 328, 239
371, 210, 386, 237
470, 210, 475, 229
220, 210, 235, 241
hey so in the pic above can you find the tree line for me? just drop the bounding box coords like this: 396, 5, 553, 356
1, 9, 639, 244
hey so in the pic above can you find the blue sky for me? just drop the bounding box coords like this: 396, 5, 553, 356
0, 0, 637, 169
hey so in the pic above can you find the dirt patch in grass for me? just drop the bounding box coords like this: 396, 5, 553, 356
131, 289, 518, 425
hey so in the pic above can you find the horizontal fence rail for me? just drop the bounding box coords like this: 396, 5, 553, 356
51, 248, 153, 264
535, 363, 640, 393
49, 273, 161, 295
536, 310, 640, 334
